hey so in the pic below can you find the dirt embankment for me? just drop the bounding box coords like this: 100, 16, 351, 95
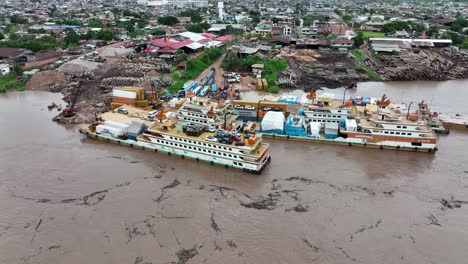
280, 49, 369, 90
27, 57, 174, 124
363, 48, 468, 81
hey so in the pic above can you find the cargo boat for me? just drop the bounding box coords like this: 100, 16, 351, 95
258, 94, 438, 153
80, 98, 271, 174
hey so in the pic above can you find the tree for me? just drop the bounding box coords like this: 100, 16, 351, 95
410, 22, 426, 33
13, 64, 22, 76
149, 28, 166, 36
251, 15, 261, 25
64, 29, 80, 46
441, 32, 465, 46
81, 31, 96, 40
353, 32, 364, 47
294, 18, 301, 27
200, 22, 211, 31
327, 33, 337, 40
426, 25, 439, 38
186, 24, 204, 33
89, 19, 104, 28
157, 16, 179, 26
0, 32, 5, 41
10, 14, 28, 24
97, 30, 114, 41
342, 15, 352, 22
9, 33, 20, 40
272, 17, 283, 24
179, 10, 203, 23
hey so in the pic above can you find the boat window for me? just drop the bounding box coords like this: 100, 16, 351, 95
397, 126, 401, 128
408, 133, 412, 135
403, 126, 407, 129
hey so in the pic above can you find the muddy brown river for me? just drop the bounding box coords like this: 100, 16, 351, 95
1, 81, 468, 264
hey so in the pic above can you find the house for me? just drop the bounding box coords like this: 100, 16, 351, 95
0, 64, 10, 76
16, 50, 62, 69
0, 48, 26, 60
330, 39, 353, 48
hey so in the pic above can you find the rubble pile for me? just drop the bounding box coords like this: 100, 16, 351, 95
365, 48, 468, 81
281, 50, 367, 89
100, 76, 174, 88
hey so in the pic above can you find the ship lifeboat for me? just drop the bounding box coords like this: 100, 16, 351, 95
248, 134, 257, 145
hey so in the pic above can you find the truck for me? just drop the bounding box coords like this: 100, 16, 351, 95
199, 86, 209, 97
227, 76, 240, 83
211, 84, 217, 93
183, 80, 199, 92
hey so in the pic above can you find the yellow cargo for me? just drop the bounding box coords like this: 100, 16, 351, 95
256, 79, 263, 91
262, 79, 268, 90
175, 98, 187, 110
135, 100, 149, 107
110, 102, 124, 110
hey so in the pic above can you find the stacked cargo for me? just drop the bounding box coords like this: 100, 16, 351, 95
284, 115, 308, 136
345, 119, 357, 132
104, 120, 130, 133
324, 123, 339, 139
112, 87, 148, 109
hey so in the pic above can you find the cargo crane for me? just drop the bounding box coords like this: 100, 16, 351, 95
148, 81, 163, 110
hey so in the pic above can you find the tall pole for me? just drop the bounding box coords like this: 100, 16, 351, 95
407, 101, 413, 119
342, 87, 350, 105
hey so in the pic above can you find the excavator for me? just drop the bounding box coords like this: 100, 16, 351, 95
148, 81, 163, 110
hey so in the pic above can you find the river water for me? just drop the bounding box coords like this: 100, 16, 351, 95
1, 81, 468, 264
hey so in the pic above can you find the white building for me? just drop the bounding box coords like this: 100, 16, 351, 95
0, 64, 10, 76
168, 0, 208, 8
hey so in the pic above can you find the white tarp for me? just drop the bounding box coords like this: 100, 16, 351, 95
169, 98, 179, 108
104, 120, 129, 133
309, 122, 321, 138
113, 89, 136, 99
261, 111, 285, 132
345, 119, 357, 132
96, 125, 123, 137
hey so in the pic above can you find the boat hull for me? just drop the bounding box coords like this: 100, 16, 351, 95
79, 128, 270, 174
262, 133, 438, 153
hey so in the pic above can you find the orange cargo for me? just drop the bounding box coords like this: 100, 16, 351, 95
248, 135, 256, 145
113, 96, 136, 105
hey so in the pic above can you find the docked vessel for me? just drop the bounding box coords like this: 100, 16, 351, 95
258, 93, 438, 153
80, 97, 271, 174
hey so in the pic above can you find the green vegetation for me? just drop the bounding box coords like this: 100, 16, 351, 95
167, 47, 224, 92
351, 50, 364, 60
356, 65, 382, 81
441, 31, 465, 46
450, 17, 468, 33
359, 31, 387, 39
149, 28, 166, 36
186, 24, 204, 33
381, 21, 426, 33
157, 16, 180, 26
222, 55, 287, 93
179, 10, 203, 23
0, 35, 64, 52
0, 72, 26, 93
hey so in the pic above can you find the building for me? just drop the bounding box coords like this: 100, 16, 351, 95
168, 0, 208, 8
0, 48, 26, 60
0, 64, 10, 76
16, 50, 61, 69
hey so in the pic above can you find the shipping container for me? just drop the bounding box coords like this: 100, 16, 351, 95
211, 84, 217, 92
324, 123, 339, 139
113, 89, 136, 99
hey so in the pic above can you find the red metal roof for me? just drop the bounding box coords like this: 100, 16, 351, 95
215, 35, 231, 42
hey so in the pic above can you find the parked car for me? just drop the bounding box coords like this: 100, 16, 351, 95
208, 125, 216, 133
205, 135, 218, 142
235, 141, 246, 146
235, 105, 244, 110
219, 138, 233, 144
230, 133, 241, 142
117, 108, 128, 114
215, 130, 228, 138
262, 107, 271, 111
147, 110, 158, 119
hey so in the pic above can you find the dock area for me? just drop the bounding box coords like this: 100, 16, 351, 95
439, 114, 468, 129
